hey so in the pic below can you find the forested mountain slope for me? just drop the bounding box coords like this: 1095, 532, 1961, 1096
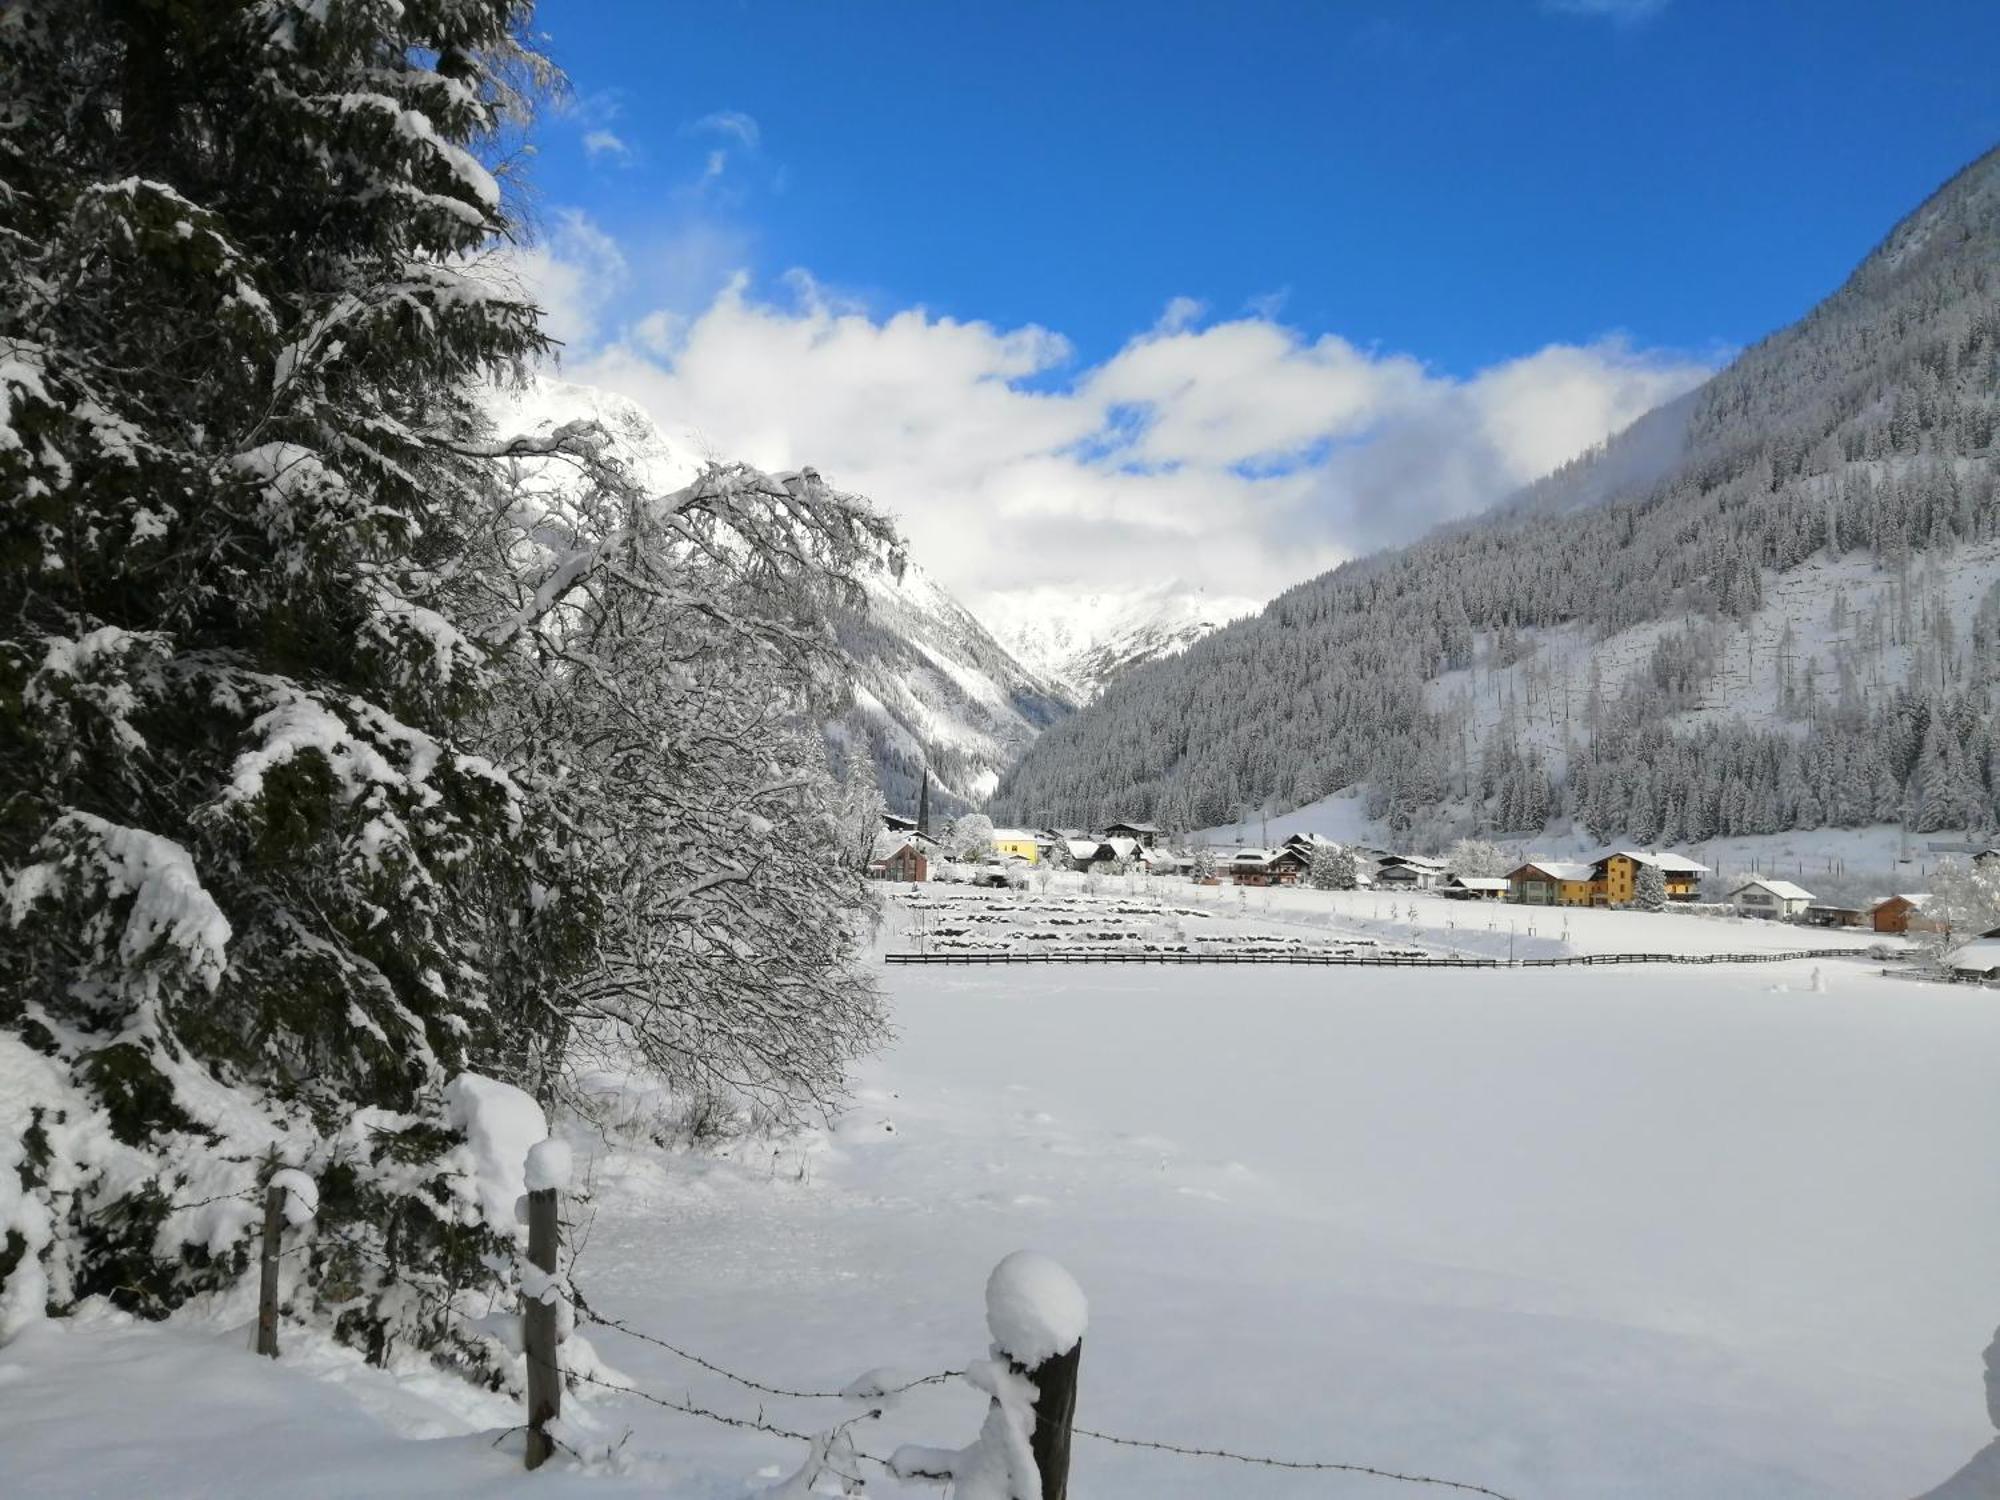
993, 147, 2000, 842
494, 379, 1071, 819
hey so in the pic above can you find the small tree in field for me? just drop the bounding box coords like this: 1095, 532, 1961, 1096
950, 813, 996, 863
1189, 846, 1216, 882
1634, 862, 1668, 911
1446, 837, 1511, 878
1923, 857, 2000, 956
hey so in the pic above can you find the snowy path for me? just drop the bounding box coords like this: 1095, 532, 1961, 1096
5, 938, 1996, 1498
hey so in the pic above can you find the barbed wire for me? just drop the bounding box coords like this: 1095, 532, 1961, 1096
567, 1278, 962, 1403
1075, 1426, 1523, 1499
286, 1220, 1531, 1498
529, 1350, 895, 1487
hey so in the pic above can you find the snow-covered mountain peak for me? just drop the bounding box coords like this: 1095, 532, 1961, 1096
978, 583, 1262, 700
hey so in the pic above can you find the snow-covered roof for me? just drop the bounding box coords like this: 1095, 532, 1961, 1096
1065, 838, 1109, 859
989, 827, 1040, 843
1513, 860, 1595, 882
871, 831, 925, 861
1105, 820, 1159, 833
1449, 876, 1510, 891
1878, 893, 1934, 909
1103, 836, 1141, 859
1730, 878, 1815, 902
1945, 938, 2000, 974
1607, 850, 1710, 874
1386, 853, 1446, 870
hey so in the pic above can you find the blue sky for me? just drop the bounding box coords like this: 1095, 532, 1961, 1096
514, 0, 2000, 609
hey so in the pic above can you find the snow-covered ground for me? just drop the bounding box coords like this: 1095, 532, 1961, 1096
5, 891, 1994, 1499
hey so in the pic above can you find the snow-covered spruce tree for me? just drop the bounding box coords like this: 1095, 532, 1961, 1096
0, 0, 568, 1367
470, 441, 896, 1126
1634, 862, 1668, 912
1307, 843, 1343, 891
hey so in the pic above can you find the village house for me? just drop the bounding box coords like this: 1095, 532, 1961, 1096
1595, 850, 1708, 904
868, 837, 929, 883
990, 827, 1044, 864
1376, 854, 1446, 891
1104, 820, 1161, 849
1441, 874, 1509, 900
1505, 860, 1597, 906
1062, 838, 1116, 872
1226, 847, 1309, 886
1802, 903, 1869, 929
1944, 928, 2000, 980
1728, 877, 1815, 921
1872, 893, 1945, 934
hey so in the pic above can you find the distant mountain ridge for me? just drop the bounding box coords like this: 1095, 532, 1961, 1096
993, 147, 2000, 845
490, 376, 1072, 821
980, 585, 1261, 700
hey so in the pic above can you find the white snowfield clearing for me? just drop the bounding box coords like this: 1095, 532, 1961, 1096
5, 899, 1994, 1499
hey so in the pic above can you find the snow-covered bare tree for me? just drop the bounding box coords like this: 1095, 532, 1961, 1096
949, 813, 997, 863
471, 448, 897, 1122
1446, 838, 1511, 878
1925, 857, 2000, 949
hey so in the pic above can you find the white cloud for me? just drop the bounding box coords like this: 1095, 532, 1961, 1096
487, 209, 629, 350
690, 110, 761, 149
582, 129, 632, 162
1543, 0, 1669, 20
527, 214, 1716, 611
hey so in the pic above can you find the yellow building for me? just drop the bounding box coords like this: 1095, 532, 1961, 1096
1506, 861, 1597, 905
1595, 851, 1708, 904
991, 828, 1043, 865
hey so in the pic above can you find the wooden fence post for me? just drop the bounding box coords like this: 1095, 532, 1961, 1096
523, 1182, 560, 1471
255, 1182, 283, 1359
984, 1250, 1086, 1500
1019, 1339, 1081, 1500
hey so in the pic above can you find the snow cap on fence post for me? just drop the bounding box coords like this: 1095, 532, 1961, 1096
986, 1250, 1087, 1367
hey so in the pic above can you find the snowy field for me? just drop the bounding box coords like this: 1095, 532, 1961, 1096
4, 893, 1995, 1499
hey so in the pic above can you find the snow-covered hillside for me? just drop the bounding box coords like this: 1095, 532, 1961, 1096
995, 146, 2000, 841
833, 560, 1073, 813
980, 584, 1259, 700
1427, 539, 2000, 781
490, 377, 1072, 817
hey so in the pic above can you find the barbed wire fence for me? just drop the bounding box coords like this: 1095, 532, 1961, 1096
246, 1158, 1532, 1499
